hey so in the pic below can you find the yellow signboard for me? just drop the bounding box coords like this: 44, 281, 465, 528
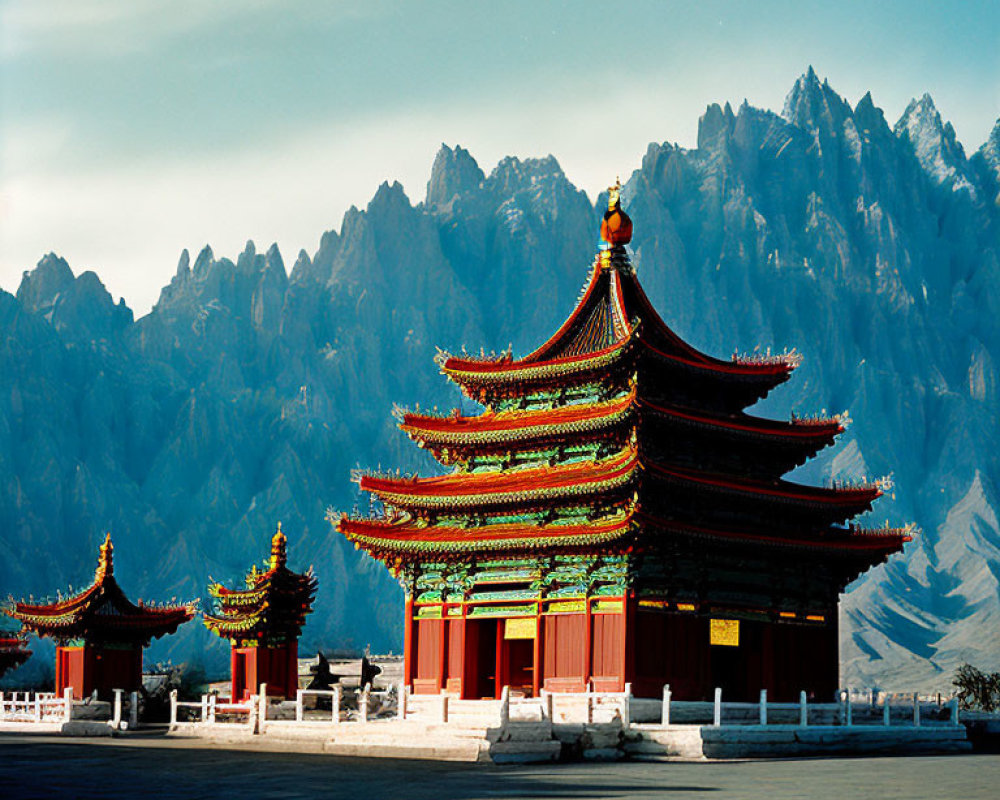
710, 618, 740, 647
546, 600, 585, 614
504, 617, 536, 640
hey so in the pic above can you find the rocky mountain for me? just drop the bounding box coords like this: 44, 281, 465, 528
2, 70, 998, 689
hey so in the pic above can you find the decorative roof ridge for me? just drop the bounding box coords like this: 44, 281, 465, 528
336, 505, 638, 556
398, 385, 638, 430
642, 458, 883, 503
439, 333, 635, 377
635, 512, 911, 552
641, 337, 795, 377
639, 398, 845, 438
358, 442, 639, 494
9, 534, 197, 624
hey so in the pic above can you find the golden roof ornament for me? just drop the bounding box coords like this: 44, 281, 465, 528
95, 532, 114, 581
270, 521, 287, 570
601, 177, 632, 246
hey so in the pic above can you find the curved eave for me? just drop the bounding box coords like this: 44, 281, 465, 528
638, 513, 910, 556
13, 607, 195, 638
337, 514, 636, 557
645, 461, 881, 510
641, 338, 794, 381
642, 399, 843, 443
360, 447, 639, 510
400, 389, 636, 449
440, 336, 633, 388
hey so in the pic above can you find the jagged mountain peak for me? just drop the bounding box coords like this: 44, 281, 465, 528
697, 102, 736, 150
426, 143, 485, 207
192, 245, 215, 278
782, 67, 852, 135
16, 252, 75, 312
486, 154, 566, 197
367, 180, 413, 215
895, 94, 974, 193
176, 249, 191, 278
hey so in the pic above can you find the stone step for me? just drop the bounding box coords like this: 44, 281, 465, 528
489, 740, 562, 764
323, 736, 485, 762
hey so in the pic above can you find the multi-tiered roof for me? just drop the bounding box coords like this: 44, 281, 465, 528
338, 182, 909, 587
203, 524, 317, 645
7, 534, 196, 645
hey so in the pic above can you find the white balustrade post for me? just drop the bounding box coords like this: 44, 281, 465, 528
759, 689, 767, 726
440, 693, 449, 724
129, 691, 138, 729
949, 696, 960, 726
913, 692, 920, 727
200, 694, 208, 724
208, 694, 216, 725
64, 688, 74, 723
500, 685, 510, 727
883, 692, 891, 726
112, 689, 123, 729
799, 691, 808, 727
169, 689, 178, 727
397, 683, 407, 720
34, 695, 41, 722
661, 684, 671, 726
623, 683, 632, 729
713, 688, 722, 727
295, 689, 304, 722
360, 687, 369, 723
333, 685, 341, 724
544, 689, 554, 722
257, 684, 267, 734
845, 690, 853, 727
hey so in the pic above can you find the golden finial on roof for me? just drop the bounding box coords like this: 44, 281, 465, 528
95, 532, 114, 581
608, 177, 622, 211
270, 522, 287, 570
601, 177, 632, 246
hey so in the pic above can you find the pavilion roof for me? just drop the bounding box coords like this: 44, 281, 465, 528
203, 524, 317, 641
437, 246, 797, 397
8, 534, 196, 643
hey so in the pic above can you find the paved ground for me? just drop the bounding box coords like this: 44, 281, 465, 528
1, 734, 997, 800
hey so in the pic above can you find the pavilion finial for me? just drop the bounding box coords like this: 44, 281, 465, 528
608, 177, 622, 211
95, 532, 114, 581
270, 522, 287, 570
600, 177, 632, 246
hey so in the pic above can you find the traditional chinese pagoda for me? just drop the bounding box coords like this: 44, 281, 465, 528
204, 524, 317, 699
7, 534, 196, 699
336, 182, 910, 702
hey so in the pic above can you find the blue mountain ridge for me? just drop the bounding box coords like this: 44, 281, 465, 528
2, 70, 998, 690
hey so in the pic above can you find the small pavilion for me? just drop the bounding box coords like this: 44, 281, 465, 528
8, 534, 196, 699
204, 524, 317, 699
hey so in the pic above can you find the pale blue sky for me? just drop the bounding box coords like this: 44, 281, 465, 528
2, 0, 997, 313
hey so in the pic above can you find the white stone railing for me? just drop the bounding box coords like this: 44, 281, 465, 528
169, 690, 257, 732
657, 685, 962, 728
110, 689, 139, 730
0, 689, 73, 724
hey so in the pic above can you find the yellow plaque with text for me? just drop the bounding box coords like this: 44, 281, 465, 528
504, 617, 536, 640
710, 618, 739, 647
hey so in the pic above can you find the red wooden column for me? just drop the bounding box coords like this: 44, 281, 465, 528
532, 610, 542, 697
494, 621, 505, 699
403, 595, 414, 689
621, 590, 635, 692
583, 597, 593, 690
437, 612, 448, 692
